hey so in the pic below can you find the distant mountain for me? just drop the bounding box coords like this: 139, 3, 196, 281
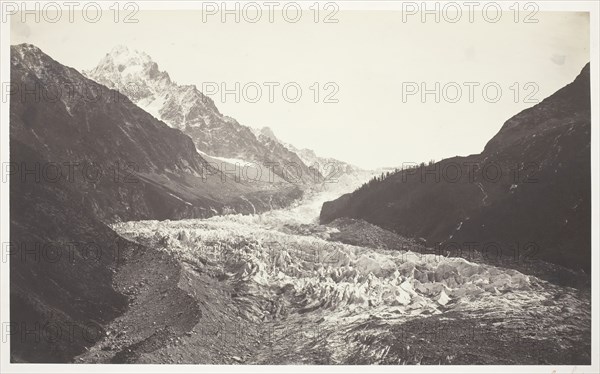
252, 126, 279, 142
252, 125, 361, 182
285, 141, 360, 180
10, 43, 301, 361
321, 64, 591, 271
85, 46, 317, 183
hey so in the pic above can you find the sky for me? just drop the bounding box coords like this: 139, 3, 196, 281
11, 7, 590, 169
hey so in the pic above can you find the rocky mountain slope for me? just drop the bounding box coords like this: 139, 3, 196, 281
321, 63, 591, 272
10, 139, 127, 362
85, 46, 317, 183
253, 126, 361, 182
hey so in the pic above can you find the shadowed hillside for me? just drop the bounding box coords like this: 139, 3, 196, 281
321, 64, 591, 272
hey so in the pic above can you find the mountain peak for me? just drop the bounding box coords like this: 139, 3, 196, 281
110, 44, 129, 54
102, 45, 153, 70
86, 46, 172, 103
12, 43, 43, 53
483, 61, 590, 154
259, 126, 279, 142
11, 43, 47, 63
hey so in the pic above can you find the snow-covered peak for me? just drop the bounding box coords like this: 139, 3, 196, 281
105, 45, 153, 69
86, 46, 229, 134
110, 44, 130, 56
86, 45, 173, 105
87, 45, 170, 88
251, 126, 279, 142
84, 47, 316, 181
259, 126, 278, 142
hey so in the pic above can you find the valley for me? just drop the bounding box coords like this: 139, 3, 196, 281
8, 42, 592, 366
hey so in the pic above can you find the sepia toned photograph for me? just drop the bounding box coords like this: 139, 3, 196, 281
0, 1, 598, 373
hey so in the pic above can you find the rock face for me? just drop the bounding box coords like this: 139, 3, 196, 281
9, 43, 301, 362
321, 64, 591, 271
252, 125, 361, 181
284, 142, 359, 180
86, 46, 317, 183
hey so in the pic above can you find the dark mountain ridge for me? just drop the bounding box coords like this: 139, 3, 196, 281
321, 63, 591, 272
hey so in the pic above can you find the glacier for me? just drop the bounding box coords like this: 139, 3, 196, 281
110, 174, 590, 364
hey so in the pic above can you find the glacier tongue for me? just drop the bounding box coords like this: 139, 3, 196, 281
111, 179, 590, 363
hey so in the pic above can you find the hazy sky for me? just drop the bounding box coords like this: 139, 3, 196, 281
11, 8, 590, 169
